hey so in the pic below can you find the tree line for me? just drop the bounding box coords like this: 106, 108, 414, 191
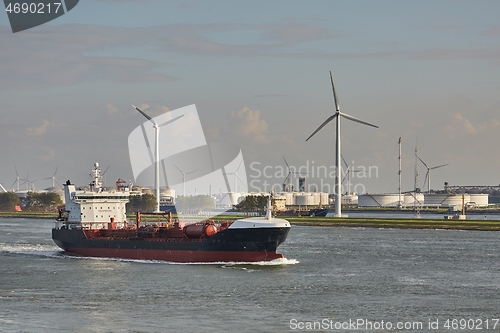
0, 192, 62, 211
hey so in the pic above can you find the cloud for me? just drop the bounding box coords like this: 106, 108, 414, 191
0, 25, 178, 89
106, 103, 118, 115
445, 112, 500, 139
229, 107, 269, 144
27, 120, 51, 136
39, 146, 56, 162
263, 24, 333, 43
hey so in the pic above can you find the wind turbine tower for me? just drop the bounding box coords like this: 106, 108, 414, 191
132, 105, 184, 212
306, 72, 378, 217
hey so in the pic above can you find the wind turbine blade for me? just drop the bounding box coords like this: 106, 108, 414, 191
235, 160, 243, 173
158, 114, 184, 127
341, 173, 348, 184
282, 156, 290, 169
15, 166, 19, 177
283, 174, 290, 184
330, 71, 340, 112
340, 112, 378, 128
185, 169, 198, 176
423, 171, 429, 190
235, 173, 244, 185
305, 114, 337, 141
341, 154, 348, 169
54, 165, 59, 176
416, 155, 429, 169
161, 159, 168, 187
430, 163, 449, 170
173, 164, 183, 174
132, 105, 156, 126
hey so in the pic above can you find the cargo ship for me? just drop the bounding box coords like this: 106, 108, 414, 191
52, 163, 291, 262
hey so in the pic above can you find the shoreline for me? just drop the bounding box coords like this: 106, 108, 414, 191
2, 211, 500, 231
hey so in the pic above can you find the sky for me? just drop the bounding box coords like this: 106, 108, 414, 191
1, 0, 500, 196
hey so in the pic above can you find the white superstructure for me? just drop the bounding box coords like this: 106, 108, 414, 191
63, 163, 130, 229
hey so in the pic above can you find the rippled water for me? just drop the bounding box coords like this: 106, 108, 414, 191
1, 218, 500, 332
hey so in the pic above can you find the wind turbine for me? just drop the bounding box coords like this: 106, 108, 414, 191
306, 72, 378, 217
132, 105, 184, 212
341, 155, 361, 195
11, 166, 20, 192
224, 160, 245, 192
282, 156, 306, 192
173, 164, 197, 196
21, 174, 37, 191
43, 166, 62, 188
417, 156, 448, 193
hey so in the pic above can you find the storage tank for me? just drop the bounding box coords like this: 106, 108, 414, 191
342, 194, 358, 205
141, 188, 153, 195
320, 193, 329, 205
403, 193, 424, 206
423, 193, 470, 207
161, 187, 176, 197
469, 194, 489, 207
295, 194, 309, 206
305, 194, 314, 206
311, 192, 321, 205
281, 192, 294, 205
358, 194, 400, 207
228, 192, 242, 206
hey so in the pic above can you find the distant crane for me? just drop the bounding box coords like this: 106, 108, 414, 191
306, 72, 378, 217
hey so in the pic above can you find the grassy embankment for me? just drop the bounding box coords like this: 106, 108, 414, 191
2, 211, 500, 231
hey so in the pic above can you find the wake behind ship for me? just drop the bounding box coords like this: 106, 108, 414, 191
52, 163, 291, 263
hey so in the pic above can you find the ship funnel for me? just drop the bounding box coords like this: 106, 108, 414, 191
265, 196, 272, 220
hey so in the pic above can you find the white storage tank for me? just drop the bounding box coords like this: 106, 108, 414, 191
282, 192, 295, 205
423, 193, 470, 207
311, 192, 321, 205
161, 187, 176, 197
358, 194, 400, 207
295, 194, 309, 206
320, 192, 330, 205
403, 193, 424, 206
305, 194, 314, 206
469, 193, 489, 207
342, 194, 358, 205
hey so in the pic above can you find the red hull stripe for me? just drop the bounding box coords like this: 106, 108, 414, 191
64, 247, 284, 263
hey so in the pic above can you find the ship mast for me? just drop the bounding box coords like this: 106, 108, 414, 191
89, 162, 103, 192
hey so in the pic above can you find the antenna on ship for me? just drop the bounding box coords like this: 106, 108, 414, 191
132, 105, 184, 212
306, 72, 378, 217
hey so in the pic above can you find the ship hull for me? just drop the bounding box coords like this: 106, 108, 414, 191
52, 227, 290, 263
